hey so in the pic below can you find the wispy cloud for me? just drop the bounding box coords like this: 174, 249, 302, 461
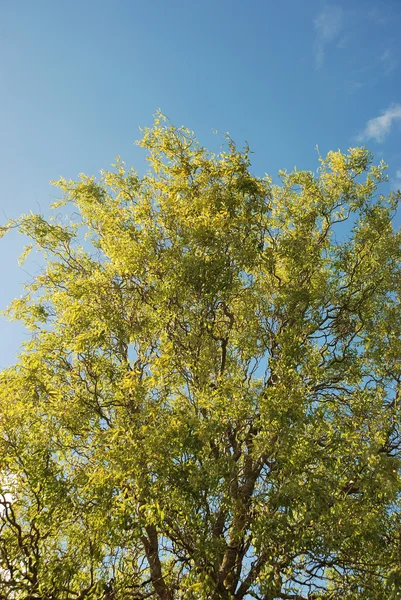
391, 169, 401, 191
380, 49, 398, 75
314, 5, 343, 68
358, 104, 401, 143
360, 2, 399, 26
347, 80, 367, 96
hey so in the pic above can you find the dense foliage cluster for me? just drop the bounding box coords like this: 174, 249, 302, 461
1, 115, 401, 599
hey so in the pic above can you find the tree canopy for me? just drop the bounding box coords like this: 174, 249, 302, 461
1, 114, 401, 599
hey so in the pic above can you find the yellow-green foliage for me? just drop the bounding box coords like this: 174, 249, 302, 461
1, 114, 401, 599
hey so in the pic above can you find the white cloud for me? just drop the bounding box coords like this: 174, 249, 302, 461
366, 6, 392, 26
314, 5, 343, 68
391, 169, 401, 191
380, 49, 398, 75
358, 104, 401, 143
348, 80, 367, 95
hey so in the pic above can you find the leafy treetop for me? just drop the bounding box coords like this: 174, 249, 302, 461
1, 113, 401, 599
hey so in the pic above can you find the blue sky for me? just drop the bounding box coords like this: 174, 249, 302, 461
1, 0, 401, 367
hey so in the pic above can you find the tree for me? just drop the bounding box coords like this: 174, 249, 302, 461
1, 113, 401, 599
